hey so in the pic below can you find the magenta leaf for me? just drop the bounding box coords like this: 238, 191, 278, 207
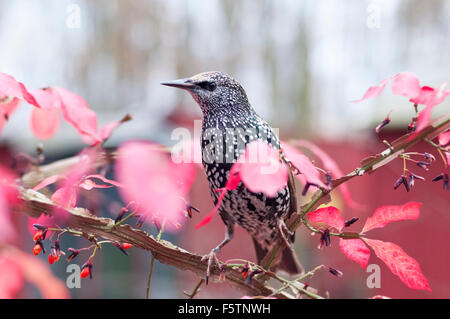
391, 72, 421, 98
238, 140, 289, 197
116, 141, 196, 231
293, 140, 362, 209
0, 72, 39, 107
281, 143, 326, 189
30, 107, 60, 140
352, 75, 394, 102
0, 97, 20, 134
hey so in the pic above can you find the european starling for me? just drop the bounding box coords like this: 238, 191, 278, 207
162, 71, 302, 276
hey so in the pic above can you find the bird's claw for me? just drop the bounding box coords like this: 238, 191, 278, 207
278, 219, 294, 247
201, 249, 221, 285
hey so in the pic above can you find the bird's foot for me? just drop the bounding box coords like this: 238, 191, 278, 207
201, 248, 221, 285
277, 219, 294, 247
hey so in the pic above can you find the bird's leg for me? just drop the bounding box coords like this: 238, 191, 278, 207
201, 223, 234, 285
277, 219, 294, 247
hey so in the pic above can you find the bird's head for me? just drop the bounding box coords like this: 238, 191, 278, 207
162, 71, 251, 115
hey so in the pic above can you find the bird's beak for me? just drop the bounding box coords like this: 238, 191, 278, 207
161, 78, 196, 90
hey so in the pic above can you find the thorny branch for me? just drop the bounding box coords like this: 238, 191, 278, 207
261, 114, 450, 270
14, 113, 449, 299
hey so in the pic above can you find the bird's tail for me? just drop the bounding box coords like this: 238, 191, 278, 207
252, 238, 303, 275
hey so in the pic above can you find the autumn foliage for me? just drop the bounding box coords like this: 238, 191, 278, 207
0, 71, 448, 298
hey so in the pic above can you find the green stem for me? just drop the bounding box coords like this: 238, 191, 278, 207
113, 211, 136, 228
263, 115, 450, 271
145, 221, 166, 299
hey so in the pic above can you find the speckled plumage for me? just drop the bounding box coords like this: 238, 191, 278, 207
162, 71, 302, 274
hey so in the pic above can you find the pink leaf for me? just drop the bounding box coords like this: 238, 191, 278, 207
0, 166, 18, 243
0, 97, 20, 133
391, 72, 421, 98
307, 206, 345, 231
413, 85, 450, 133
281, 143, 326, 189
293, 140, 362, 209
362, 202, 421, 233
195, 189, 227, 229
365, 239, 431, 291
29, 88, 61, 110
410, 86, 436, 105
30, 107, 60, 140
415, 104, 434, 133
11, 249, 70, 298
99, 121, 120, 142
32, 175, 64, 191
79, 179, 112, 190
83, 174, 123, 188
28, 215, 53, 236
54, 87, 101, 144
0, 255, 23, 299
194, 165, 241, 229
0, 72, 39, 107
51, 186, 78, 208
352, 75, 394, 102
50, 149, 96, 210
238, 140, 289, 197
438, 131, 450, 147
116, 141, 196, 231
339, 238, 370, 269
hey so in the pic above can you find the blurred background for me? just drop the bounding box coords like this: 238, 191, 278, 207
0, 0, 449, 298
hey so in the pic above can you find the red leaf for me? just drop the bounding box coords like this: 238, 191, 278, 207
339, 238, 370, 269
365, 239, 431, 291
307, 206, 345, 231
0, 97, 20, 133
238, 140, 289, 197
362, 202, 421, 233
195, 164, 241, 229
30, 107, 60, 140
352, 75, 394, 102
195, 189, 227, 229
281, 143, 326, 189
293, 140, 362, 209
391, 72, 421, 98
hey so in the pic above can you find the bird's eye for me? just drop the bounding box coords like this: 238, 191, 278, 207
197, 81, 217, 92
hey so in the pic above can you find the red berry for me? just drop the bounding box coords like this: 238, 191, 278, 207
33, 230, 44, 242
48, 254, 55, 264
32, 244, 42, 256
80, 266, 90, 278
121, 243, 132, 249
